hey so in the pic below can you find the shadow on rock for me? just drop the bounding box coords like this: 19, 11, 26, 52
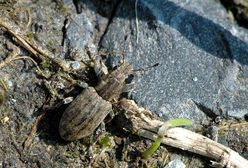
77, 0, 248, 66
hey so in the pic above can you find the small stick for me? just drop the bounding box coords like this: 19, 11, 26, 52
0, 54, 14, 69
25, 8, 32, 29
0, 79, 8, 91
0, 20, 70, 72
23, 114, 45, 150
0, 20, 39, 57
118, 98, 248, 168
11, 56, 48, 78
0, 46, 20, 69
0, 48, 48, 78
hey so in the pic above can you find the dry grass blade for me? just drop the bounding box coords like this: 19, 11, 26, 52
0, 20, 69, 72
11, 56, 47, 77
0, 20, 39, 57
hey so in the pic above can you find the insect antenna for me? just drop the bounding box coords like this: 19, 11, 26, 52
133, 63, 159, 73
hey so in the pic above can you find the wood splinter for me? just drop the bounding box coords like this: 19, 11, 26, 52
118, 98, 248, 168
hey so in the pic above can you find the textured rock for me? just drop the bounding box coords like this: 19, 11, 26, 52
63, 0, 117, 60
164, 159, 185, 168
101, 0, 248, 122
63, 14, 93, 55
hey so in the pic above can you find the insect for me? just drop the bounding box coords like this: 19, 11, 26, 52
59, 62, 133, 141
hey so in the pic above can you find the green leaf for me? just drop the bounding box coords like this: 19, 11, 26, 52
142, 118, 193, 160
166, 118, 193, 127
142, 137, 162, 160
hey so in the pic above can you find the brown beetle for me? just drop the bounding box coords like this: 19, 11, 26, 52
59, 62, 133, 141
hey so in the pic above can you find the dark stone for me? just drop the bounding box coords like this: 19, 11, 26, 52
100, 0, 248, 122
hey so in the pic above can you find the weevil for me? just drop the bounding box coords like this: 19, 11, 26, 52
59, 62, 133, 141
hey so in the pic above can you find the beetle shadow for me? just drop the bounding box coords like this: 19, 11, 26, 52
77, 0, 248, 66
35, 91, 81, 145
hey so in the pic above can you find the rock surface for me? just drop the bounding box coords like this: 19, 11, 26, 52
101, 0, 248, 122
164, 159, 186, 168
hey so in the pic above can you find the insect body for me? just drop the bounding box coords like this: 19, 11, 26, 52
59, 62, 133, 141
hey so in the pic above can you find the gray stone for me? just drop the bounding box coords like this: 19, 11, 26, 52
63, 14, 93, 60
70, 61, 81, 70
206, 125, 219, 141
164, 159, 186, 168
62, 0, 112, 61
65, 14, 93, 50
100, 0, 248, 122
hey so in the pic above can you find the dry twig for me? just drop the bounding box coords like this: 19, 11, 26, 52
118, 98, 248, 168
23, 114, 45, 150
0, 20, 70, 72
